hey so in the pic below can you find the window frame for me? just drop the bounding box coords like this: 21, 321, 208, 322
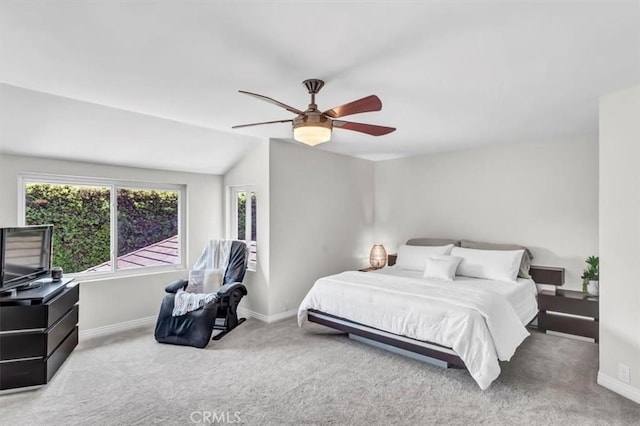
18, 173, 187, 281
228, 185, 257, 271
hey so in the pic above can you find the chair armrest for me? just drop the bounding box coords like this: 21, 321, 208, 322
203, 298, 220, 311
217, 282, 248, 297
165, 279, 188, 293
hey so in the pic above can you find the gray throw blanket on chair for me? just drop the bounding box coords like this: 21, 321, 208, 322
172, 239, 233, 316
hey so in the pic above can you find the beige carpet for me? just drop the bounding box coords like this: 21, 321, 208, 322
1, 318, 639, 425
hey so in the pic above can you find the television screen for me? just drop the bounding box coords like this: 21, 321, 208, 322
1, 225, 53, 290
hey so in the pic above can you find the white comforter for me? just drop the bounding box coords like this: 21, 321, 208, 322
297, 271, 531, 389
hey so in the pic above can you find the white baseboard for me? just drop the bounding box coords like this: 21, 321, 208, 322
79, 307, 297, 340
79, 315, 156, 339
597, 371, 640, 404
238, 307, 297, 323
267, 309, 298, 323
238, 307, 269, 322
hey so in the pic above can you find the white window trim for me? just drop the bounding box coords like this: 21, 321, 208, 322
18, 172, 187, 280
228, 185, 257, 271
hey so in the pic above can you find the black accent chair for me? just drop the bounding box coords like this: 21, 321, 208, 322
154, 241, 249, 348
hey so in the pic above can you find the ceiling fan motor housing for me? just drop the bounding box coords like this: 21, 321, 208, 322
293, 111, 330, 129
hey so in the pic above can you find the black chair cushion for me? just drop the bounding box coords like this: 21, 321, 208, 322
154, 295, 220, 348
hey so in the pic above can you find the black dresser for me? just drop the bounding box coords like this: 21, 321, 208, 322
0, 278, 79, 392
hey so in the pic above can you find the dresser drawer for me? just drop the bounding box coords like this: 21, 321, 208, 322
0, 326, 78, 390
538, 311, 599, 340
0, 284, 79, 331
538, 292, 598, 318
0, 304, 78, 361
46, 326, 78, 382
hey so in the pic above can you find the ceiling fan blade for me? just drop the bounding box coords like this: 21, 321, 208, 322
332, 120, 396, 136
323, 95, 382, 118
238, 90, 305, 115
232, 119, 293, 129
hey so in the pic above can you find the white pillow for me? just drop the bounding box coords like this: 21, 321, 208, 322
202, 270, 224, 293
423, 255, 462, 281
451, 247, 524, 283
187, 269, 224, 293
396, 244, 454, 271
186, 269, 204, 293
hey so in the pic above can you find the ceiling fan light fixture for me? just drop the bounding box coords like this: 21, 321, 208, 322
293, 125, 332, 146
233, 78, 396, 144
293, 113, 332, 146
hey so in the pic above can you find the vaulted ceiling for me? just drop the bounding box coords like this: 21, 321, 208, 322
1, 1, 638, 174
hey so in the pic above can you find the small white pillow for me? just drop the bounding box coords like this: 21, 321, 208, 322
202, 270, 224, 293
187, 269, 224, 293
451, 247, 524, 283
396, 244, 455, 271
186, 270, 204, 293
423, 255, 462, 281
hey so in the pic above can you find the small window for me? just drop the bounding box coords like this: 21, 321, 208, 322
20, 174, 185, 277
230, 186, 257, 269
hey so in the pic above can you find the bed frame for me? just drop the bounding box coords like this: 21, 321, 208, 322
308, 309, 466, 368
307, 241, 565, 370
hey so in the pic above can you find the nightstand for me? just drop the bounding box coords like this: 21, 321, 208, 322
358, 266, 382, 272
538, 289, 599, 343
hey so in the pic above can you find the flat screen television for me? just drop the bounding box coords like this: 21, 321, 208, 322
0, 225, 53, 292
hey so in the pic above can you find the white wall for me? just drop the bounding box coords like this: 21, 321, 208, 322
374, 137, 599, 290
598, 85, 640, 401
223, 140, 270, 317
269, 140, 375, 315
0, 154, 223, 331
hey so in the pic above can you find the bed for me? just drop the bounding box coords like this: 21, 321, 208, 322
297, 238, 564, 389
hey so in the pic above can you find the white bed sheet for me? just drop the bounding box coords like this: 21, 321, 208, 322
298, 268, 538, 390
372, 267, 539, 325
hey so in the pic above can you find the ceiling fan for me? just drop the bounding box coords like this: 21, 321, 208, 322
232, 79, 396, 146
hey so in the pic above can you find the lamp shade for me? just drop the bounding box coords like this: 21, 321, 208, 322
293, 125, 332, 146
369, 244, 387, 268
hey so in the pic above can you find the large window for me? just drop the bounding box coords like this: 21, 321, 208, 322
230, 185, 257, 269
20, 174, 185, 277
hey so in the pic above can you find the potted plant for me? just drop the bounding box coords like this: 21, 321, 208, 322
581, 256, 599, 296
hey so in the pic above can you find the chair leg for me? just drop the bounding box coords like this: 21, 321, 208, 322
211, 317, 246, 340
211, 289, 246, 340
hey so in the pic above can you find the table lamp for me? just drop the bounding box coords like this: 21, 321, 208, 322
369, 244, 387, 268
